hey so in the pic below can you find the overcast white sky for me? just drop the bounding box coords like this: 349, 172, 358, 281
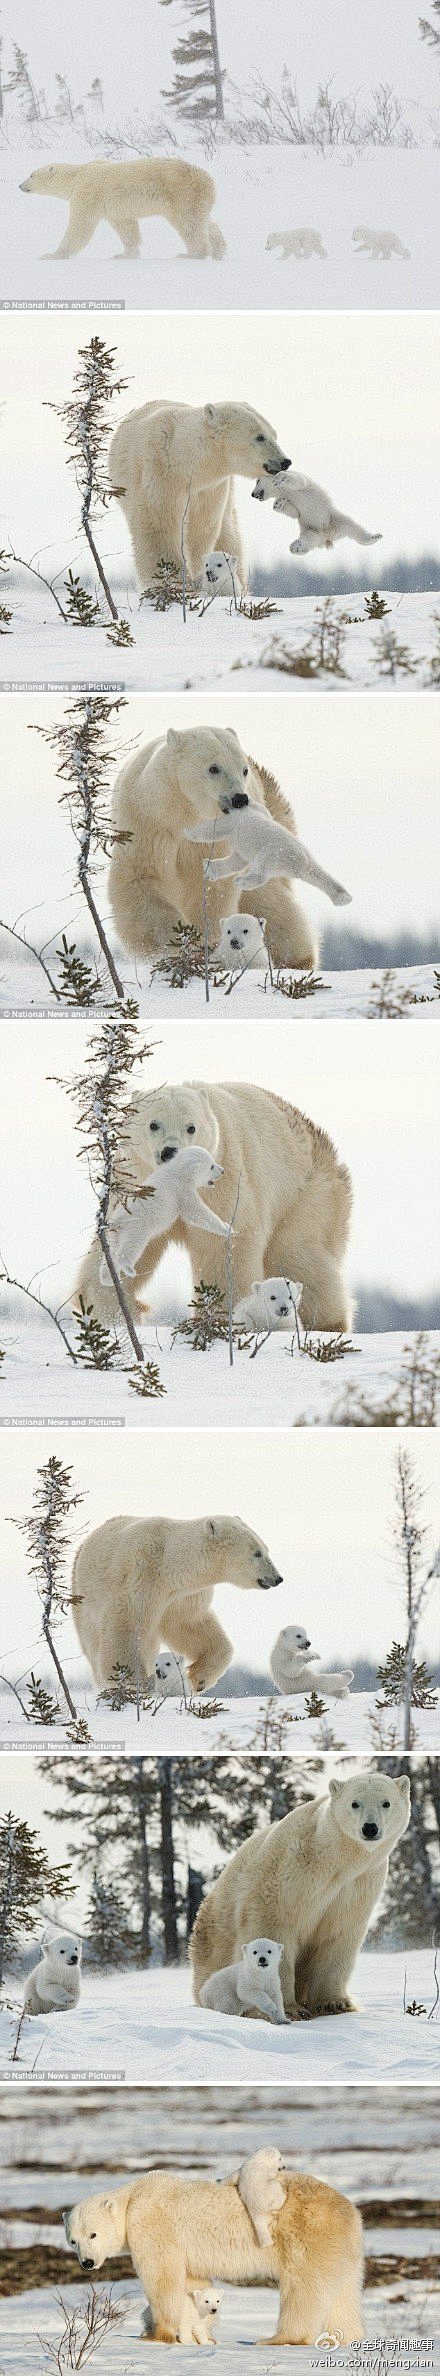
1, 693, 439, 950
1, 1425, 439, 1684
1, 0, 434, 127
2, 311, 439, 585
1, 1017, 439, 1304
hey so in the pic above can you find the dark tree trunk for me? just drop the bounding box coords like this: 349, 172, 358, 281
133, 1760, 151, 1962
208, 0, 225, 119
158, 1759, 179, 1961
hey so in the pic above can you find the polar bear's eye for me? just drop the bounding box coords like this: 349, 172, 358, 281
382, 1798, 390, 1808
187, 1123, 196, 1134
90, 2232, 97, 2240
208, 763, 220, 775
150, 1120, 160, 1132
255, 435, 266, 444
351, 1800, 360, 1809
243, 766, 248, 777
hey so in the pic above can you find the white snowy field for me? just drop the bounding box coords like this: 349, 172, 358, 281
2, 2278, 439, 2368
2, 959, 439, 1023
0, 1685, 438, 1756
0, 1955, 439, 2086
1, 1316, 438, 1427
2, 589, 438, 694
2, 143, 438, 313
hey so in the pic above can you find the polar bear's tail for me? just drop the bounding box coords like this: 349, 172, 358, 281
209, 219, 227, 259
333, 512, 382, 546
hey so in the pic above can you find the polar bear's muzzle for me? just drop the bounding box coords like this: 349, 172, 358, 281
160, 1143, 179, 1163
218, 789, 249, 814
264, 454, 291, 475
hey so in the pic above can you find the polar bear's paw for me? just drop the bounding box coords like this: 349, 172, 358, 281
311, 1995, 356, 2016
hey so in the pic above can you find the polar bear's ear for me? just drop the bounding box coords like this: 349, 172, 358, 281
397, 1775, 411, 1800
329, 1777, 344, 1797
167, 728, 184, 751
204, 404, 216, 422
204, 1517, 224, 1540
102, 2196, 116, 2215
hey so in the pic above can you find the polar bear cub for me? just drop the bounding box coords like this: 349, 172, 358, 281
101, 1146, 230, 1284
199, 1935, 287, 2023
353, 226, 410, 259
266, 229, 327, 258
155, 1649, 188, 1697
252, 471, 381, 554
24, 1928, 82, 2016
186, 802, 351, 905
234, 1277, 302, 1333
233, 2149, 287, 2248
200, 551, 240, 599
214, 913, 267, 970
271, 1625, 354, 1699
142, 2286, 223, 2345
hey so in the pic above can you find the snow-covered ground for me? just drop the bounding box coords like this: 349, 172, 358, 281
2, 142, 439, 313
2, 590, 438, 695
0, 1954, 439, 2086
0, 1686, 437, 1756
2, 959, 439, 1023
2, 2277, 439, 2368
1, 1316, 438, 1427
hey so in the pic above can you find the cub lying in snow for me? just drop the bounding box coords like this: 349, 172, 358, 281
186, 802, 351, 905
266, 228, 327, 259
24, 1928, 81, 2016
100, 1145, 230, 1284
199, 1935, 287, 2024
253, 471, 382, 553
233, 2149, 287, 2249
353, 226, 410, 260
271, 1626, 354, 1699
234, 1277, 301, 1333
142, 2284, 223, 2345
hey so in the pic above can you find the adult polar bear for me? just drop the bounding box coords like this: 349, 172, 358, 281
71, 1512, 282, 1693
20, 159, 226, 262
191, 1771, 411, 2019
75, 1081, 353, 1332
64, 2167, 365, 2344
108, 725, 320, 970
108, 399, 291, 590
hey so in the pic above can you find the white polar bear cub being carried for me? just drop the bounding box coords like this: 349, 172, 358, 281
102, 1145, 230, 1284
24, 1928, 82, 2016
353, 226, 410, 259
19, 158, 226, 261
253, 471, 382, 554
199, 1936, 287, 2023
270, 1626, 354, 1699
186, 800, 351, 905
266, 228, 327, 258
233, 2150, 287, 2249
109, 399, 291, 591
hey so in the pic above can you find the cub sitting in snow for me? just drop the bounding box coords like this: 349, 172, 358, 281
353, 226, 410, 260
234, 1277, 301, 1334
200, 551, 241, 600
214, 912, 267, 970
199, 1935, 287, 2024
101, 1145, 230, 1284
155, 1650, 188, 1697
266, 228, 327, 259
186, 802, 351, 906
142, 2284, 223, 2345
271, 1626, 353, 1700
233, 2149, 287, 2249
24, 1928, 81, 2016
252, 470, 381, 554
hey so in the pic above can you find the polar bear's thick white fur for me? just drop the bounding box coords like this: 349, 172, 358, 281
353, 226, 410, 259
234, 1277, 301, 1333
200, 1936, 287, 2024
252, 472, 382, 554
108, 399, 291, 590
214, 912, 267, 969
142, 2284, 223, 2344
155, 1649, 189, 1697
191, 1771, 411, 2019
186, 799, 351, 905
64, 2169, 365, 2344
200, 550, 240, 598
76, 1080, 353, 1336
234, 2150, 286, 2249
270, 1628, 354, 1699
102, 1146, 229, 1284
108, 725, 320, 971
71, 1512, 282, 1693
19, 158, 226, 261
24, 1928, 81, 2016
266, 228, 327, 258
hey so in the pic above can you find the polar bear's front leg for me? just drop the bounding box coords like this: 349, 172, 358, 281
163, 1597, 233, 1693
45, 203, 100, 259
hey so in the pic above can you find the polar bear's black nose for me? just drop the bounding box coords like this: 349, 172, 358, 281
230, 938, 240, 950
68, 1954, 78, 1964
279, 1305, 289, 1316
81, 2257, 95, 2270
161, 1144, 178, 1162
258, 1955, 268, 1967
362, 1821, 379, 1839
230, 792, 249, 809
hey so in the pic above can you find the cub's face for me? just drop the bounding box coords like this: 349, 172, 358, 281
330, 1772, 411, 1848
167, 725, 251, 818
63, 2193, 123, 2268
277, 1626, 312, 1657
130, 1086, 219, 1175
243, 1937, 283, 1973
43, 1931, 81, 1976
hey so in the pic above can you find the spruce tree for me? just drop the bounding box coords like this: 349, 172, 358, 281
34, 694, 129, 1004
9, 1455, 84, 1723
377, 1642, 437, 1709
160, 0, 225, 124
0, 1812, 71, 1987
